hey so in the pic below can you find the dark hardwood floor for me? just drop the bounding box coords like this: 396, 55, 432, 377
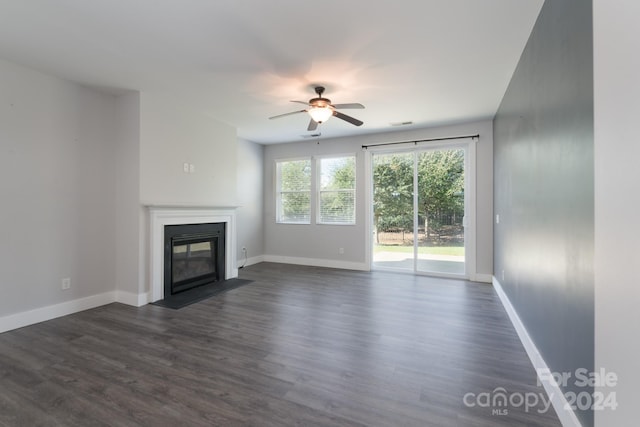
0, 263, 562, 426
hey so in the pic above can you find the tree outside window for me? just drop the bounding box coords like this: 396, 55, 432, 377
318, 156, 356, 225
276, 158, 311, 224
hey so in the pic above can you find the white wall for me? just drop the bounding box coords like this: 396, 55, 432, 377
136, 92, 240, 300
139, 93, 237, 206
594, 1, 640, 425
114, 92, 142, 298
236, 138, 264, 266
263, 120, 493, 276
474, 121, 494, 276
0, 59, 244, 324
263, 136, 368, 269
0, 58, 117, 317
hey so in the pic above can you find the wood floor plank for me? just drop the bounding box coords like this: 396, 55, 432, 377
0, 263, 562, 426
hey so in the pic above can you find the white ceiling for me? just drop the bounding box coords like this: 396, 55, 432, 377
0, 0, 543, 144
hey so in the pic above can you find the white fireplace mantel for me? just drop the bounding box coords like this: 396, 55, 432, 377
147, 206, 238, 302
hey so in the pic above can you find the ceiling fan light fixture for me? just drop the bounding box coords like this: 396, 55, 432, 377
308, 106, 333, 123
269, 86, 363, 128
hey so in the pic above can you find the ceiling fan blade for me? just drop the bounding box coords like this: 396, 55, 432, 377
331, 103, 365, 109
333, 111, 363, 126
307, 118, 318, 131
269, 109, 307, 120
290, 100, 310, 106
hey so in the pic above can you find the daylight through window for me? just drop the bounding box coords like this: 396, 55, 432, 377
276, 158, 312, 224
318, 156, 356, 224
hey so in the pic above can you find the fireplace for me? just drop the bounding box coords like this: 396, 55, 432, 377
148, 206, 238, 303
164, 223, 225, 297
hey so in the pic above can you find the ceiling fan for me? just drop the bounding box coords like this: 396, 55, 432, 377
269, 86, 365, 131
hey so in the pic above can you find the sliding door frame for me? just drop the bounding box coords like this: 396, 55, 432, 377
364, 138, 477, 280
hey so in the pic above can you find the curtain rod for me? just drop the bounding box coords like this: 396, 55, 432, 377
361, 134, 479, 149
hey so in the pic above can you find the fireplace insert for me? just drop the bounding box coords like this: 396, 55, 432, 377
164, 223, 225, 296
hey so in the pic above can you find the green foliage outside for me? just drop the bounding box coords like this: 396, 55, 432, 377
417, 150, 464, 239
278, 157, 356, 223
278, 159, 311, 222
319, 157, 356, 223
373, 153, 414, 233
373, 150, 464, 243
279, 151, 464, 241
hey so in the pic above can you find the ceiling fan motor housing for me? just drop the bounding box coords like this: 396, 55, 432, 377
309, 97, 332, 108
310, 86, 332, 107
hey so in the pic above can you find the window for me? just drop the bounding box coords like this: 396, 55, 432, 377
276, 158, 311, 223
318, 156, 356, 224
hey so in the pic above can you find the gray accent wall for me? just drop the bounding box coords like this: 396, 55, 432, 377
493, 1, 594, 425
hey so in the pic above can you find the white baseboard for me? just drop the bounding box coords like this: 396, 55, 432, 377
115, 290, 149, 307
0, 292, 116, 334
263, 255, 369, 271
241, 255, 490, 280
492, 277, 582, 427
238, 255, 265, 269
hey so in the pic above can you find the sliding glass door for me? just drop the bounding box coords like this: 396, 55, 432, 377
372, 152, 415, 270
372, 145, 467, 276
416, 148, 465, 274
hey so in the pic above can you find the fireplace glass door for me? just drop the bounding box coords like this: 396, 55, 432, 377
164, 223, 225, 296
172, 237, 216, 286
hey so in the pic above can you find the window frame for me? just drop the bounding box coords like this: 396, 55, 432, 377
316, 154, 357, 226
275, 157, 312, 224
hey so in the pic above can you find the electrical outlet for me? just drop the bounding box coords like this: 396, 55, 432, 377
189, 164, 195, 173
183, 162, 189, 173
61, 277, 71, 290
339, 247, 344, 255
496, 214, 500, 224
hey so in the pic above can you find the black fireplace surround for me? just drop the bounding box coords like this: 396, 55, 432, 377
164, 223, 225, 297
